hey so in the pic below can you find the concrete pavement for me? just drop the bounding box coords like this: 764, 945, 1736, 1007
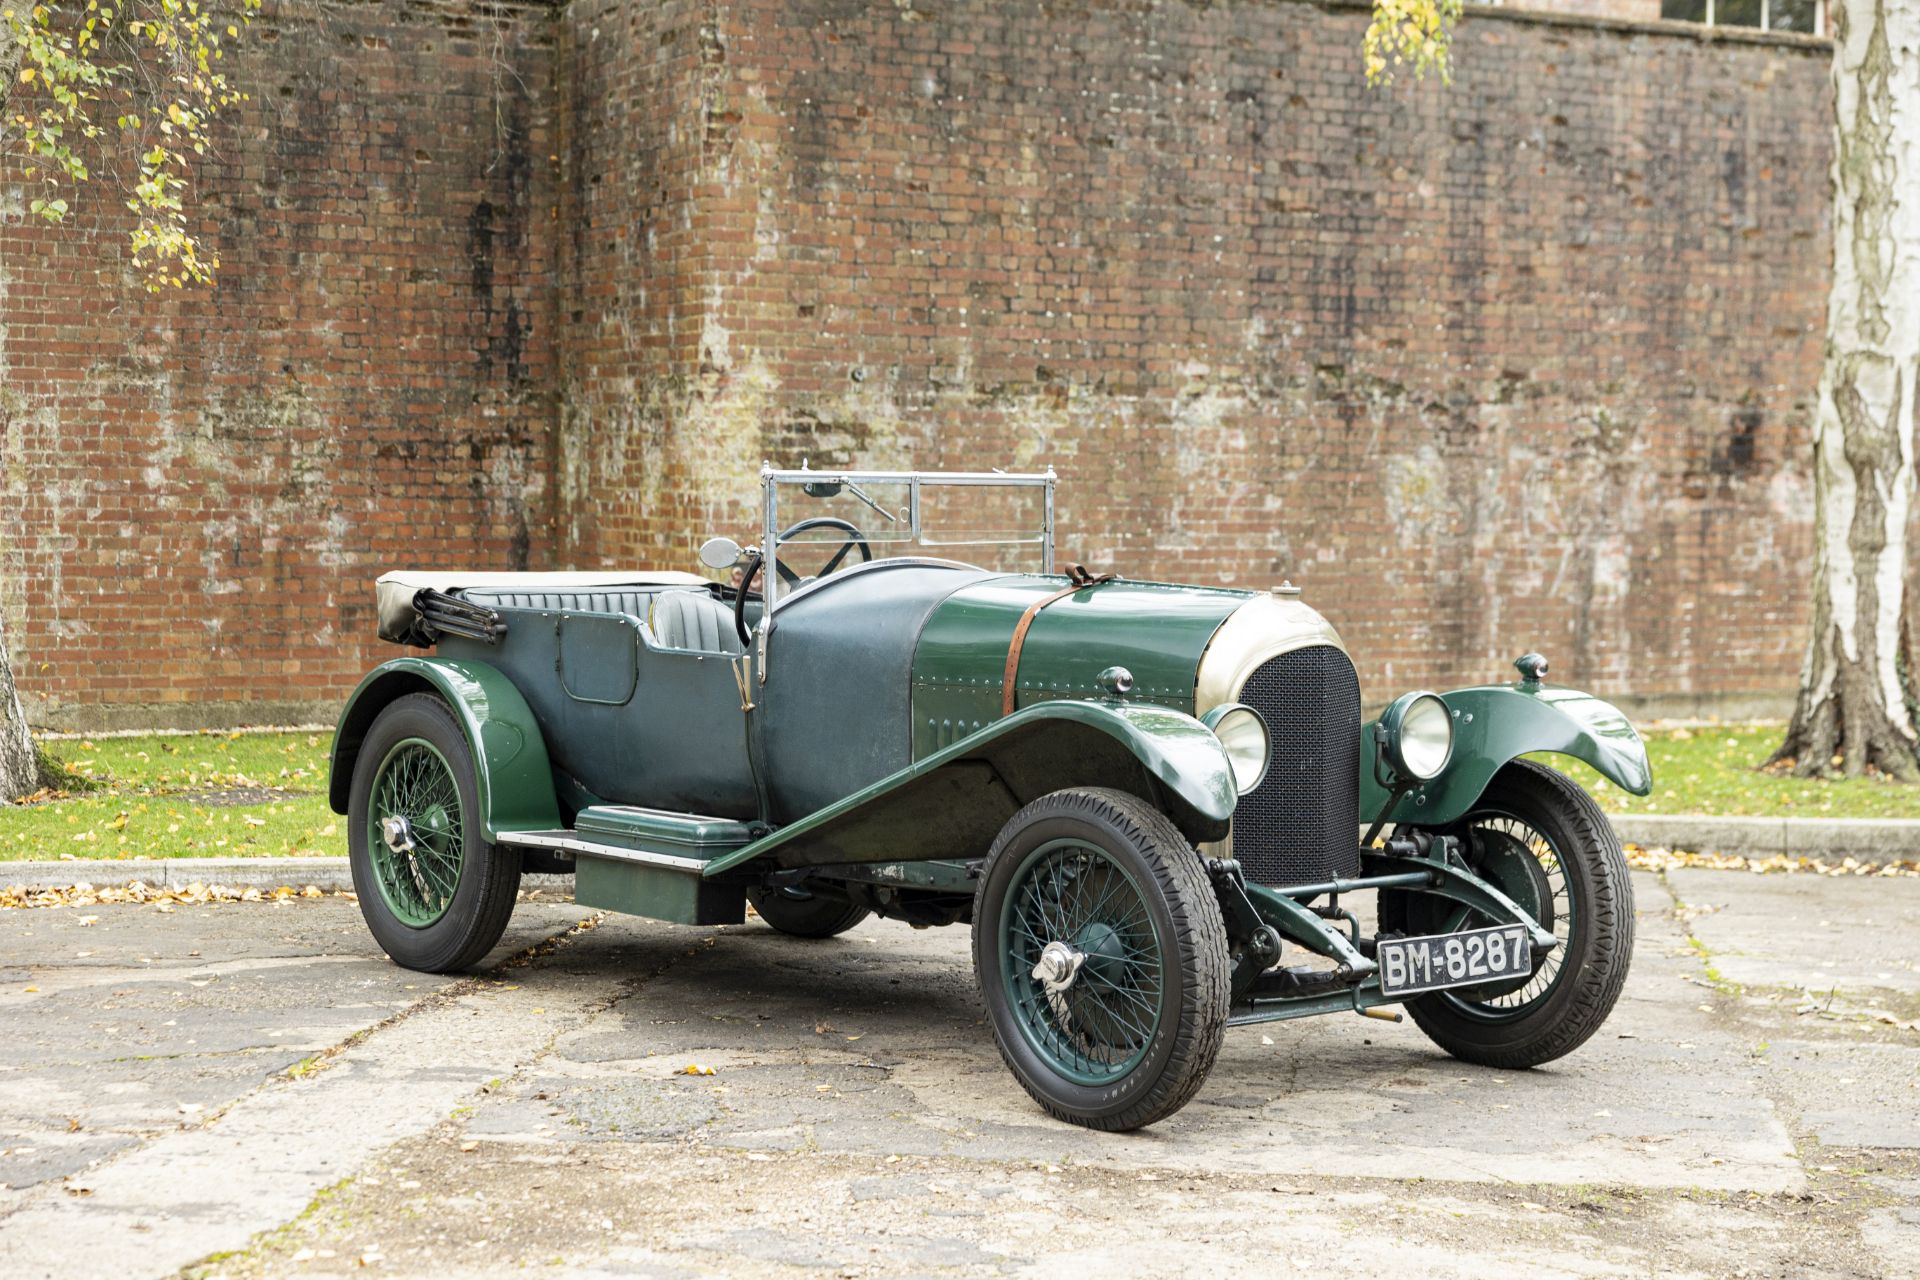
0, 871, 1912, 1278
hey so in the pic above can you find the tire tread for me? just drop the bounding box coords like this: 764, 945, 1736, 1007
747, 887, 872, 939
1401, 758, 1633, 1068
973, 786, 1230, 1131
348, 692, 520, 974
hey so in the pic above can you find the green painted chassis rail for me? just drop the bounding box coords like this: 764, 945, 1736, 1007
1222, 852, 1561, 1026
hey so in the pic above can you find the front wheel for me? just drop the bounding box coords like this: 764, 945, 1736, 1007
972, 787, 1230, 1131
347, 692, 521, 973
1381, 758, 1633, 1068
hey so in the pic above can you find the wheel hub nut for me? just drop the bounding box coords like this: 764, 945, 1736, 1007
381, 815, 417, 855
1032, 940, 1087, 993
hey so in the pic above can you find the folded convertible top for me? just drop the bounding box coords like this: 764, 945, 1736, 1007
375, 570, 709, 646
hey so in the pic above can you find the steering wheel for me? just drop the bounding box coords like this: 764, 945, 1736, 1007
731, 517, 872, 648
770, 517, 871, 588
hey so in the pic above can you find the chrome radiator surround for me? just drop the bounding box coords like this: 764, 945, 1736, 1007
1195, 595, 1360, 885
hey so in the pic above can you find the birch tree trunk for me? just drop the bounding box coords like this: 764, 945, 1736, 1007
1773, 0, 1920, 781
0, 36, 42, 800
0, 66, 34, 799
0, 395, 32, 802
0, 615, 38, 799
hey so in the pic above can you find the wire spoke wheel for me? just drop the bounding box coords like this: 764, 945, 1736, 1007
1383, 759, 1634, 1069
974, 788, 1230, 1130
347, 693, 520, 974
366, 737, 466, 927
1435, 814, 1574, 1022
1000, 838, 1167, 1085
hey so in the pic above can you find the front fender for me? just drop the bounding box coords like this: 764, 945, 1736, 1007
328, 657, 561, 840
1359, 683, 1651, 828
1020, 699, 1242, 832
704, 698, 1239, 875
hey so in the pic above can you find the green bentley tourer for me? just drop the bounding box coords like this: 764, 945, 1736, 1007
330, 466, 1650, 1130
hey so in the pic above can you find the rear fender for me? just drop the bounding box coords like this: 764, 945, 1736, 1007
1359, 683, 1651, 828
704, 699, 1239, 875
328, 657, 562, 839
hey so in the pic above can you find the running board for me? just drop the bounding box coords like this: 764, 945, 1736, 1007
496, 830, 707, 874
497, 830, 746, 925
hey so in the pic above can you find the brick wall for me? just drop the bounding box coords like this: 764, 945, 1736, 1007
1, 0, 1870, 727
0, 0, 559, 728
564, 0, 1848, 717
549, 0, 766, 570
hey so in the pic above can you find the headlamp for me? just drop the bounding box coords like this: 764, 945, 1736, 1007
1377, 691, 1453, 782
1203, 703, 1271, 795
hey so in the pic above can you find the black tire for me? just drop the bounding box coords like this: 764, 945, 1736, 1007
747, 884, 871, 938
347, 692, 521, 973
1382, 758, 1633, 1069
972, 787, 1230, 1131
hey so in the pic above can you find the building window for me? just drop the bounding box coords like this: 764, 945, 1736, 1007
1661, 0, 1823, 32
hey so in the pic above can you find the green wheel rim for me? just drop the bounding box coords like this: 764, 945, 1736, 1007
366, 737, 466, 928
998, 838, 1166, 1087
1436, 811, 1576, 1025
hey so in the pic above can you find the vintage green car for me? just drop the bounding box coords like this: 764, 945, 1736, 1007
329, 466, 1650, 1130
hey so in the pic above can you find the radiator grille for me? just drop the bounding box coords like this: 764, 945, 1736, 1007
1230, 645, 1362, 886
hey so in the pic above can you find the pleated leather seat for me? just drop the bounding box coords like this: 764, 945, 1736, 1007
460, 588, 661, 618
648, 590, 745, 654
459, 586, 743, 655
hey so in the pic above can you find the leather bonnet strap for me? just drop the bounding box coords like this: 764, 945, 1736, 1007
1001, 564, 1117, 716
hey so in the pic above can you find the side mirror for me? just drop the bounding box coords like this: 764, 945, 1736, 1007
698, 536, 745, 570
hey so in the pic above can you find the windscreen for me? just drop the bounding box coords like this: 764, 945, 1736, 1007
769, 474, 1051, 581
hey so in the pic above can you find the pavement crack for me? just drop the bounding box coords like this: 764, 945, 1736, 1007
1654, 867, 1845, 1186
0, 1045, 309, 1073
2, 913, 606, 1213
271, 912, 611, 1085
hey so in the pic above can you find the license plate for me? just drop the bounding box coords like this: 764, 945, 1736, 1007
1377, 924, 1532, 998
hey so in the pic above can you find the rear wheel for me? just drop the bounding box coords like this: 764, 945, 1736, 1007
1381, 758, 1633, 1068
747, 884, 870, 938
973, 787, 1229, 1131
348, 693, 521, 973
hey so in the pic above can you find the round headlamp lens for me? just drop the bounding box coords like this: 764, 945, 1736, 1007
1395, 693, 1454, 780
1207, 705, 1270, 795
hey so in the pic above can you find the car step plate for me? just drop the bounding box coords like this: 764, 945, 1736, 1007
1377, 923, 1532, 998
